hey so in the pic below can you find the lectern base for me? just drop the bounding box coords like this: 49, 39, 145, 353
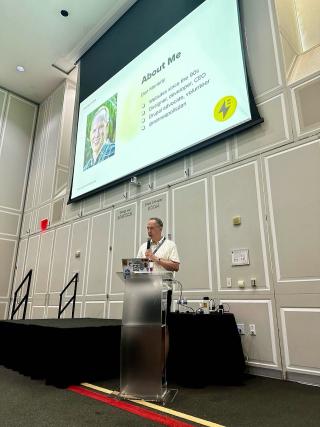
118, 387, 178, 405
118, 271, 176, 405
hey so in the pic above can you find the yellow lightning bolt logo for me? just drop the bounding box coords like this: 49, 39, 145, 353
214, 96, 237, 121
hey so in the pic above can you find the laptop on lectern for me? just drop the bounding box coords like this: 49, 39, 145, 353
122, 258, 150, 275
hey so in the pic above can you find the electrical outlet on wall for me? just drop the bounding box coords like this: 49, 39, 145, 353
249, 324, 256, 336
250, 278, 257, 287
237, 323, 245, 335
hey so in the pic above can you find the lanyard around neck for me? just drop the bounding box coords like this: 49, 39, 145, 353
152, 237, 166, 255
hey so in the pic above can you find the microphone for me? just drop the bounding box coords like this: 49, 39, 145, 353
146, 239, 152, 266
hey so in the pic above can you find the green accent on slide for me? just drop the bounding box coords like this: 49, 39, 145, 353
117, 86, 146, 143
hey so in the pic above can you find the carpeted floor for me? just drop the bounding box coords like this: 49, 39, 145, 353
0, 367, 158, 427
93, 375, 320, 427
171, 375, 320, 426
2, 365, 320, 427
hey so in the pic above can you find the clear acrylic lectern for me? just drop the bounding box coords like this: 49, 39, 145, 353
117, 271, 173, 402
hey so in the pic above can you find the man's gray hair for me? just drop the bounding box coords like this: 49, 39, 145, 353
92, 106, 109, 125
149, 217, 163, 228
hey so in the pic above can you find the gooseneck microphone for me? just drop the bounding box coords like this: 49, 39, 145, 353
147, 239, 151, 250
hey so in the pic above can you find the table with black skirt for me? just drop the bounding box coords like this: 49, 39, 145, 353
167, 312, 245, 387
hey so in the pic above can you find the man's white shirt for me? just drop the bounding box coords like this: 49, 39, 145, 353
137, 237, 180, 272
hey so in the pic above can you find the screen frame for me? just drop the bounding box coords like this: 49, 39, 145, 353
68, 0, 263, 204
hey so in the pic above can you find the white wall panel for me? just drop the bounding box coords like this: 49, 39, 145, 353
82, 194, 102, 216
0, 210, 20, 236
47, 293, 59, 307
38, 85, 64, 204
23, 235, 40, 296
0, 238, 16, 298
67, 219, 90, 296
29, 210, 39, 235
265, 141, 320, 286
213, 163, 269, 291
31, 306, 46, 319
64, 199, 81, 221
47, 306, 58, 318
51, 198, 64, 225
190, 140, 230, 175
0, 95, 36, 211
103, 183, 128, 208
0, 89, 7, 127
86, 211, 111, 296
221, 300, 278, 368
84, 301, 106, 318
172, 179, 212, 292
58, 82, 76, 167
24, 235, 40, 275
13, 238, 27, 290
0, 302, 7, 320
292, 76, 320, 137
31, 290, 47, 305
108, 301, 123, 319
155, 159, 186, 188
33, 231, 54, 295
139, 192, 168, 246
109, 203, 137, 295
54, 168, 68, 196
26, 302, 32, 319
281, 308, 320, 374
49, 225, 71, 293
20, 212, 31, 237
235, 94, 291, 158
24, 103, 46, 211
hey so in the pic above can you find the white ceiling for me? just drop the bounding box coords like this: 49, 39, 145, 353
295, 0, 320, 52
275, 0, 320, 54
0, 0, 136, 103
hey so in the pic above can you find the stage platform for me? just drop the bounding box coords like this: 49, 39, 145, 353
0, 318, 121, 388
0, 313, 245, 388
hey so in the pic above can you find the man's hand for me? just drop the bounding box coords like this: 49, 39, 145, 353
145, 249, 156, 261
145, 249, 179, 271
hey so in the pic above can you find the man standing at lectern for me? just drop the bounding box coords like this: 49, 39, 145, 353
137, 218, 180, 272
138, 217, 179, 373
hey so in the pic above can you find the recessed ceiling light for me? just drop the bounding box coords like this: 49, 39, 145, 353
16, 65, 25, 72
60, 10, 69, 17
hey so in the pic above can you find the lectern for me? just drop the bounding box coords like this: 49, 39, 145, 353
117, 271, 173, 402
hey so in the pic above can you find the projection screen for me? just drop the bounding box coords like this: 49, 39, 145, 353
70, 0, 262, 202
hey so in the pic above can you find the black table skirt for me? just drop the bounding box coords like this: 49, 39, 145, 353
167, 312, 245, 387
0, 319, 121, 388
0, 314, 244, 387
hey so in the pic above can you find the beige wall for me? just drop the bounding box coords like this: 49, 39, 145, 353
0, 89, 37, 318
10, 0, 320, 384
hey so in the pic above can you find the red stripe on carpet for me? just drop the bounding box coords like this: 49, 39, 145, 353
68, 385, 194, 427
